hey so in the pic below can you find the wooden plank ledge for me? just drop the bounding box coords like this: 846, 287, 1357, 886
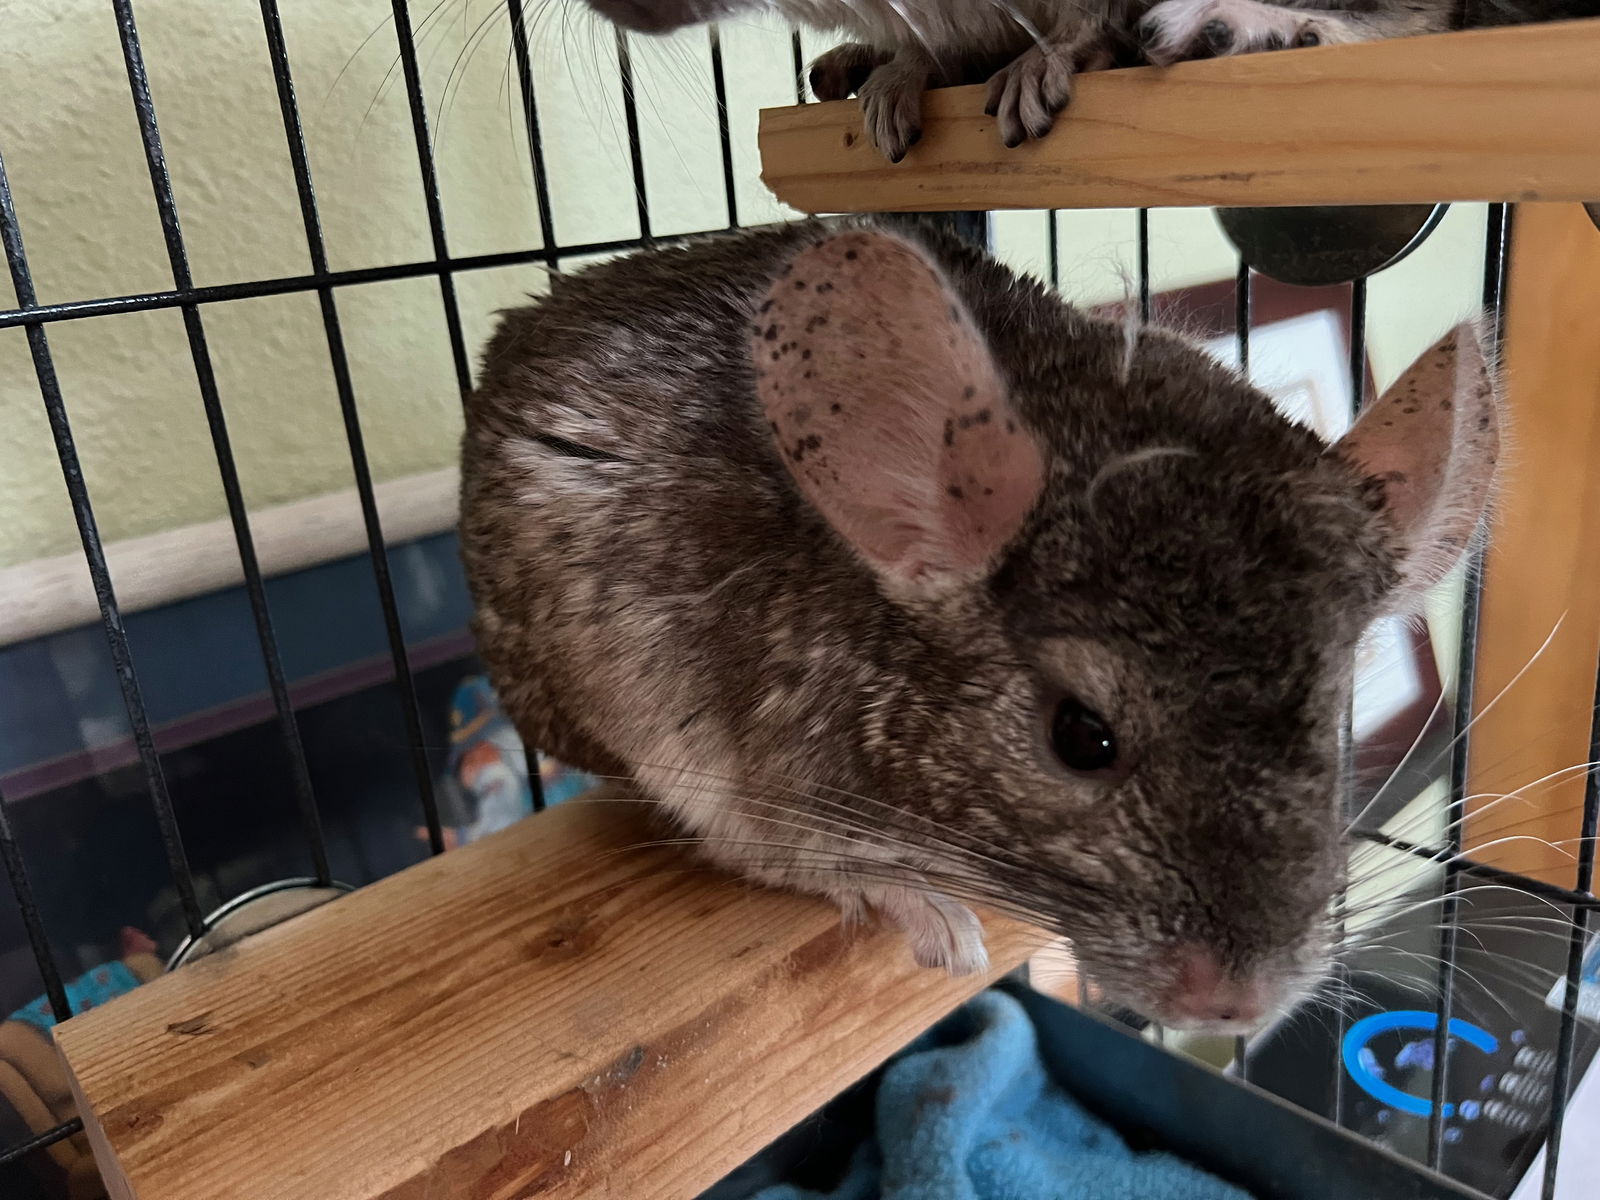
759, 20, 1600, 213
54, 789, 1046, 1199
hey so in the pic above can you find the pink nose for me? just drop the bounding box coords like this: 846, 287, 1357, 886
1166, 948, 1265, 1026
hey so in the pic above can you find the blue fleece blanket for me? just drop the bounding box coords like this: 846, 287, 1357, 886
751, 989, 1250, 1200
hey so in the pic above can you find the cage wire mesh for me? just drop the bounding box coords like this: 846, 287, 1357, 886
0, 3, 1596, 1198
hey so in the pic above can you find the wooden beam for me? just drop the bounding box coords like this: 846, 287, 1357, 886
0, 466, 460, 647
1465, 203, 1600, 888
54, 791, 1045, 1200
759, 21, 1600, 214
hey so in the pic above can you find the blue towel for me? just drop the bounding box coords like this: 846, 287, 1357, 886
751, 990, 1251, 1200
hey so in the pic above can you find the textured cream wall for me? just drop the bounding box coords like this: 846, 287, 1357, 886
0, 0, 802, 570
1, 1, 1487, 574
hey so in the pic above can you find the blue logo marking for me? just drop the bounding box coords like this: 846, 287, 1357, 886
1341, 1010, 1499, 1118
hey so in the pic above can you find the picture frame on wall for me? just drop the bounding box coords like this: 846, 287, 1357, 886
1103, 276, 1445, 801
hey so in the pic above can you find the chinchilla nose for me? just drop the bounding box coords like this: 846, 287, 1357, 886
1165, 946, 1266, 1026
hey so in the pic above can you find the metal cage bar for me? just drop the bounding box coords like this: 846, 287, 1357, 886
1231, 250, 1253, 1082
1428, 201, 1513, 1167
1234, 260, 1252, 378
614, 28, 654, 245
1543, 657, 1600, 1197
505, 0, 560, 267
709, 27, 741, 230
1228, 251, 1254, 1081
1, 9, 1593, 1187
256, 0, 453, 852
389, 0, 474, 394
0, 782, 70, 1023
0, 236, 702, 330
1357, 826, 1599, 913
1137, 208, 1152, 323
0, 1119, 85, 1169
1329, 273, 1370, 1127
112, 0, 332, 887
0, 149, 206, 940
1047, 211, 1060, 290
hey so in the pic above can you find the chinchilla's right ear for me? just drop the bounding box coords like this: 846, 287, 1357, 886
751, 230, 1045, 601
1327, 322, 1501, 612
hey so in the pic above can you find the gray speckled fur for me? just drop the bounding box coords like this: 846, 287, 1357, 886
461, 221, 1455, 1022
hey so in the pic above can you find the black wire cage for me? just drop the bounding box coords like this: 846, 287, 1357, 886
0, 3, 1596, 1198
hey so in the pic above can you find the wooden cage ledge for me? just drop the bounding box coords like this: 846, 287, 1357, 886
54, 791, 1044, 1199
758, 19, 1600, 213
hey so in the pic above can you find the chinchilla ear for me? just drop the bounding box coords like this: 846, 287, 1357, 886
752, 229, 1045, 599
1327, 322, 1501, 610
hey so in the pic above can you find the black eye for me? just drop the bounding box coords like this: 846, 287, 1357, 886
1050, 698, 1117, 773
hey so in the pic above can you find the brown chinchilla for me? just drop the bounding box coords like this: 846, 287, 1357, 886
459, 222, 1498, 1033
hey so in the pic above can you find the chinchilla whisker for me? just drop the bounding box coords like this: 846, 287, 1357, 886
1349, 767, 1583, 850
742, 765, 1039, 864
1443, 912, 1588, 932
1422, 614, 1569, 773
1296, 993, 1363, 1024
1344, 908, 1580, 960
1347, 921, 1517, 967
1343, 827, 1581, 900
436, 3, 512, 141
739, 840, 1077, 927
360, 0, 465, 136
574, 769, 1026, 878
1355, 758, 1598, 846
1343, 950, 1528, 1006
1315, 974, 1383, 1008
324, 5, 405, 113
601, 835, 1070, 931
1354, 954, 1559, 1016
1337, 888, 1482, 928
567, 787, 950, 866
1345, 614, 1565, 836
1341, 881, 1578, 926
1345, 830, 1586, 891
989, 1, 1047, 50
620, 760, 1037, 875
1339, 886, 1500, 928
581, 810, 991, 888
1465, 808, 1600, 850
1300, 977, 1384, 1021
883, 0, 939, 54
1396, 948, 1572, 998
1435, 720, 1594, 807
1348, 915, 1586, 948
1353, 971, 1525, 1026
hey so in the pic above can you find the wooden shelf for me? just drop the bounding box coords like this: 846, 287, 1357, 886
54, 790, 1045, 1200
759, 20, 1600, 213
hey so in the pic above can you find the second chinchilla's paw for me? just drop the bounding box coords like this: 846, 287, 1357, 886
1138, 0, 1353, 64
857, 53, 930, 163
984, 41, 1076, 148
808, 42, 891, 101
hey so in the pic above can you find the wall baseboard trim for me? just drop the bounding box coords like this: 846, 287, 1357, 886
0, 467, 460, 647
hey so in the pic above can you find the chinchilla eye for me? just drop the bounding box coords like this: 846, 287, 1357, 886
1050, 698, 1117, 773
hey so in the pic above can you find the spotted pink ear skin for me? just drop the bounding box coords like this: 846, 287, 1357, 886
1330, 322, 1499, 605
752, 230, 1044, 595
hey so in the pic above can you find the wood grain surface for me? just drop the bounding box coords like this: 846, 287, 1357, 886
1465, 203, 1600, 887
760, 21, 1600, 213
55, 790, 1046, 1199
